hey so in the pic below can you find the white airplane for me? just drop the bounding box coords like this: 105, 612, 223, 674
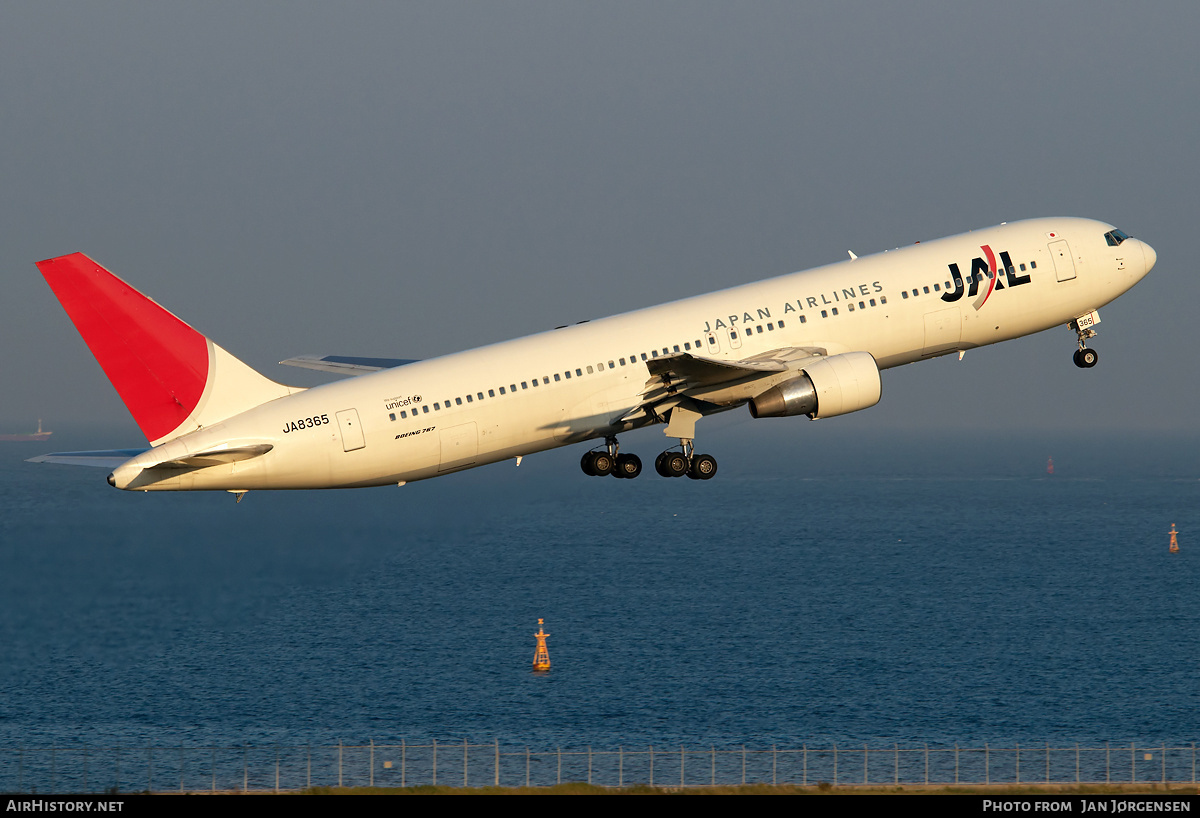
30, 217, 1154, 496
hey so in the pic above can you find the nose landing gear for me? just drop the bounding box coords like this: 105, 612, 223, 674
1073, 347, 1098, 368
1070, 312, 1100, 369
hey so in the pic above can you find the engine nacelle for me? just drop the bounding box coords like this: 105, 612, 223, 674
748, 351, 881, 419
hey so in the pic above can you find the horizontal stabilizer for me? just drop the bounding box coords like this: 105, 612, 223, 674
156, 443, 274, 469
28, 449, 148, 468
29, 442, 273, 472
278, 355, 420, 375
103, 439, 276, 489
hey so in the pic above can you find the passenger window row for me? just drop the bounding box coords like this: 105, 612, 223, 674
388, 317, 797, 424
818, 297, 887, 319
723, 318, 794, 343
898, 261, 1037, 300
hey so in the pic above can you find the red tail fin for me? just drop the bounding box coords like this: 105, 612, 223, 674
38, 253, 209, 442
37, 253, 294, 444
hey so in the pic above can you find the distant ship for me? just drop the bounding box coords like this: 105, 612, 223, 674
0, 419, 52, 442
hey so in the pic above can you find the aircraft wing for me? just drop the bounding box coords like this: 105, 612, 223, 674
278, 355, 420, 375
27, 449, 148, 468
621, 346, 825, 423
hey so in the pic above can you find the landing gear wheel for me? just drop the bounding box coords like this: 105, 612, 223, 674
687, 453, 718, 480
590, 452, 615, 476
581, 451, 597, 476
614, 453, 642, 479
654, 452, 669, 477
1073, 347, 1098, 368
662, 452, 689, 478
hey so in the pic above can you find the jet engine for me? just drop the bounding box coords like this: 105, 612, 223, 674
748, 351, 881, 419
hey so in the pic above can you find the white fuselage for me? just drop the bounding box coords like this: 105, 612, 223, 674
112, 217, 1154, 490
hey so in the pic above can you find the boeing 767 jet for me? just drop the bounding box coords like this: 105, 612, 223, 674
30, 217, 1154, 495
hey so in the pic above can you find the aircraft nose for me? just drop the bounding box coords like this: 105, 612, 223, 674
1141, 239, 1157, 274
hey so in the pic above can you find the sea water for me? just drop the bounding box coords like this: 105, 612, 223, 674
1, 428, 1197, 763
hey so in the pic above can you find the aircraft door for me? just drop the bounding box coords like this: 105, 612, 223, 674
335, 409, 366, 452
922, 307, 961, 356
705, 331, 721, 355
438, 422, 479, 472
1049, 240, 1077, 282
727, 326, 743, 350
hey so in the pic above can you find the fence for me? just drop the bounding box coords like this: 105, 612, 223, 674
2, 741, 1196, 792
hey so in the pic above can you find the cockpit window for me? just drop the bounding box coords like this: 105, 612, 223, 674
1104, 228, 1130, 246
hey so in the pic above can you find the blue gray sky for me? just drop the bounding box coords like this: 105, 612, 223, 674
2, 1, 1194, 445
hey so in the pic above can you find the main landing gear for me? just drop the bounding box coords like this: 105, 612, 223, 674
654, 440, 718, 480
581, 437, 643, 479
579, 437, 718, 480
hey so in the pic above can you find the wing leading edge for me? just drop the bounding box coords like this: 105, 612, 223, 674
621, 347, 826, 423
27, 449, 148, 468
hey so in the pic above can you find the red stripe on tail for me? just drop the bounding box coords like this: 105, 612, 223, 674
36, 253, 209, 443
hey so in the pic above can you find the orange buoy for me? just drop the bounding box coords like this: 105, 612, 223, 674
532, 619, 551, 673
1170, 524, 1180, 553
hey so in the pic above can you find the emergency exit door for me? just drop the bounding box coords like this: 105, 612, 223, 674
1049, 240, 1077, 282
335, 409, 365, 452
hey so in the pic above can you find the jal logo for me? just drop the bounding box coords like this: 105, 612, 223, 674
941, 245, 1031, 310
